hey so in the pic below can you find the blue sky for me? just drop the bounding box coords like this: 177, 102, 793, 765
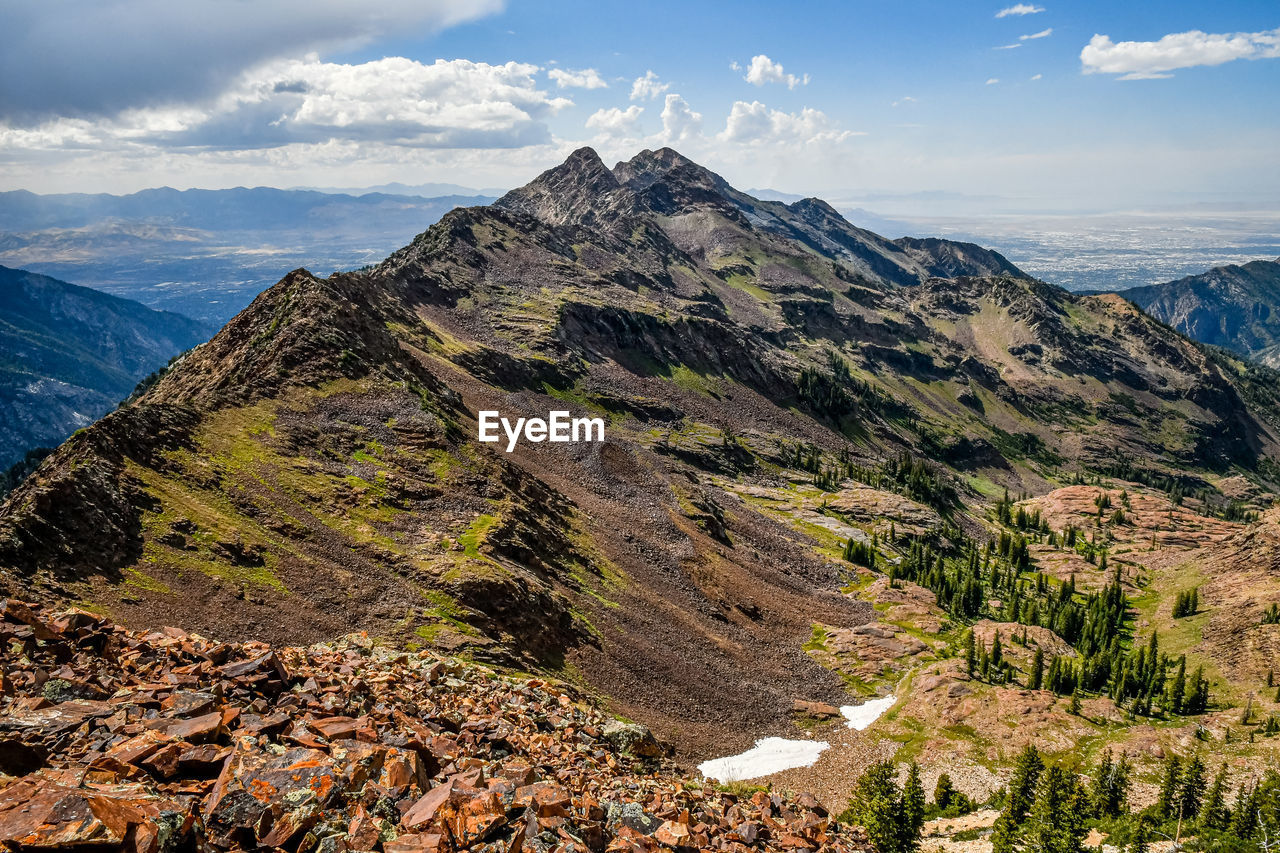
1, 0, 1277, 207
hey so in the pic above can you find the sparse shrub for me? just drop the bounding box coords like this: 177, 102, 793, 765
931, 773, 976, 818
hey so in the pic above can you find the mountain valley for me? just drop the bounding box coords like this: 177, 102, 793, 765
0, 265, 213, 473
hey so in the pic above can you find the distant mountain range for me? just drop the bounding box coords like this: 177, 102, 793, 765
0, 186, 496, 324
295, 181, 508, 197
0, 264, 212, 469
1112, 259, 1280, 366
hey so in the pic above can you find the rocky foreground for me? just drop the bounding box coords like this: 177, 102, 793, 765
0, 599, 867, 853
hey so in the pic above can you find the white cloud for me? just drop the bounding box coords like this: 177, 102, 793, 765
1081, 28, 1280, 79
719, 101, 857, 145
629, 71, 669, 101
741, 55, 810, 89
892, 96, 918, 107
0, 0, 504, 123
1021, 28, 1053, 40
986, 78, 1001, 85
994, 44, 1022, 50
3, 57, 572, 152
270, 57, 572, 143
995, 4, 1044, 17
586, 105, 644, 137
547, 67, 607, 89
1031, 73, 1043, 80
660, 94, 702, 142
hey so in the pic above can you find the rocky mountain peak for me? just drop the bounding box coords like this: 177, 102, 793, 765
613, 147, 709, 189
494, 146, 632, 228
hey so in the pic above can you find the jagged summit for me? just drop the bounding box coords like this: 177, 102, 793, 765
491, 146, 1025, 287
495, 146, 630, 228
612, 147, 733, 204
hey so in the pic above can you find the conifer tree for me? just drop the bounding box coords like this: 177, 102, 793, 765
1178, 754, 1205, 820
992, 746, 1044, 853
1167, 657, 1186, 715
1130, 816, 1150, 853
934, 773, 956, 812
1089, 751, 1114, 818
1156, 755, 1181, 820
903, 762, 926, 840
1089, 750, 1130, 819
1228, 780, 1258, 839
848, 761, 926, 853
1199, 765, 1229, 831
1025, 765, 1087, 853
1184, 666, 1210, 714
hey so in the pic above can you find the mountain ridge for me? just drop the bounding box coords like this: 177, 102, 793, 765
3, 147, 1278, 764
1111, 258, 1280, 366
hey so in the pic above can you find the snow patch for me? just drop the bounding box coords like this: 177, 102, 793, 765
840, 694, 896, 730
698, 737, 829, 782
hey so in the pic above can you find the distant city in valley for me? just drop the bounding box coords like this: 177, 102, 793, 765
3, 184, 1276, 324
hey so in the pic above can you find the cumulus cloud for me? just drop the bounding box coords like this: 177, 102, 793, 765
986, 78, 1001, 85
995, 4, 1044, 17
718, 101, 856, 145
0, 0, 503, 123
660, 94, 703, 143
586, 105, 644, 137
1021, 28, 1053, 40
547, 67, 607, 89
629, 71, 669, 101
6, 57, 572, 152
1031, 73, 1043, 80
1081, 28, 1280, 79
741, 55, 810, 89
892, 96, 918, 107
263, 57, 571, 145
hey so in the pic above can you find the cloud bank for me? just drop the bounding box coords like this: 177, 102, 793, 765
0, 0, 504, 123
1081, 28, 1280, 79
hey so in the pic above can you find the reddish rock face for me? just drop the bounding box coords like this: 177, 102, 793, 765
0, 599, 865, 853
0, 777, 194, 852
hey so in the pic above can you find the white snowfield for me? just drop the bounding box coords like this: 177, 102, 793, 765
697, 695, 897, 782
697, 737, 830, 782
841, 694, 896, 729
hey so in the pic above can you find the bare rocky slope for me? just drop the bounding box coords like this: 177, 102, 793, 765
2, 147, 1279, 765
